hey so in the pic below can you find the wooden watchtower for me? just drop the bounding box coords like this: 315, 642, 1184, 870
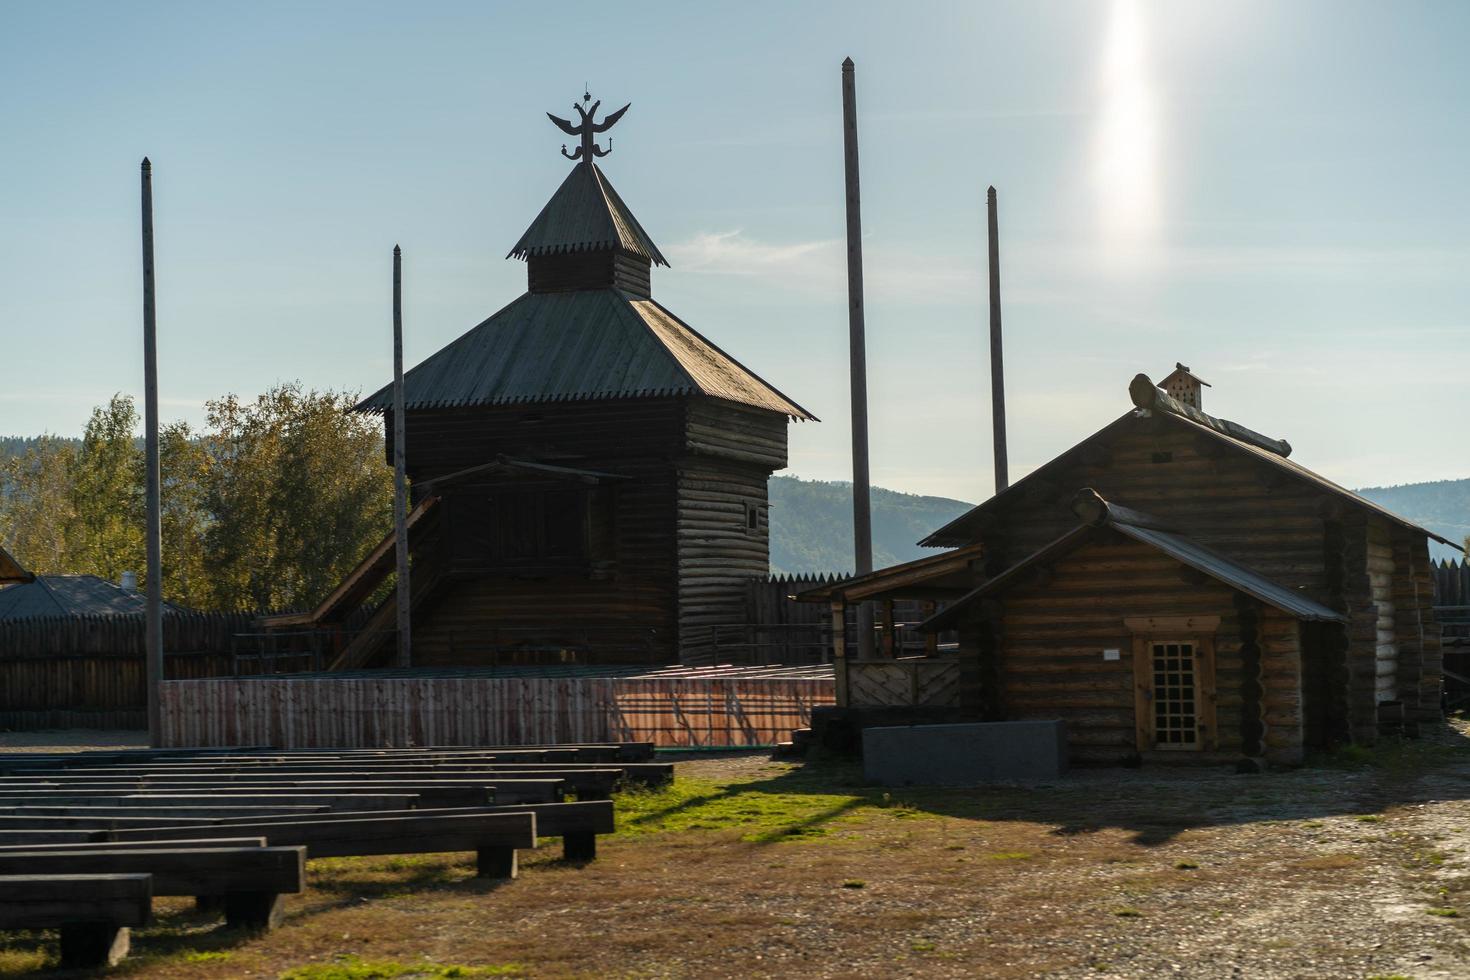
340, 94, 814, 667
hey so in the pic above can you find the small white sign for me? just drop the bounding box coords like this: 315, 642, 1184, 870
1103, 648, 1121, 661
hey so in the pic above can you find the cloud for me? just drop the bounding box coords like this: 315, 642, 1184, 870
666, 229, 985, 305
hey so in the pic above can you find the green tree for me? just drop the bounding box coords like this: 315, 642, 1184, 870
0, 435, 78, 573
159, 420, 210, 606
66, 394, 145, 583
199, 383, 392, 611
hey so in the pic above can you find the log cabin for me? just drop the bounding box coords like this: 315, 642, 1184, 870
805, 370, 1459, 766
263, 97, 813, 668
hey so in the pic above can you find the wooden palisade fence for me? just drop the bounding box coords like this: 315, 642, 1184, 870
0, 613, 289, 730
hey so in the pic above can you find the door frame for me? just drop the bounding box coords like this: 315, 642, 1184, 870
1126, 616, 1220, 752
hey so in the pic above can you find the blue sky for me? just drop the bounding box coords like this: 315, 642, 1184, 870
3, 1, 1468, 503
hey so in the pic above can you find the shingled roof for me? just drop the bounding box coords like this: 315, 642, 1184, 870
0, 575, 186, 621
508, 162, 668, 265
356, 289, 812, 419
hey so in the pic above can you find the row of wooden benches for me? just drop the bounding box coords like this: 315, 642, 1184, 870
0, 742, 662, 968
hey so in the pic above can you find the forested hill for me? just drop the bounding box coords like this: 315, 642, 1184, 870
1354, 479, 1470, 562
5, 433, 1464, 574
768, 476, 972, 575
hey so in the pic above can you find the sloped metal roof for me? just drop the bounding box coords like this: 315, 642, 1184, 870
923, 501, 1347, 632
356, 289, 813, 420
919, 409, 1457, 550
1113, 521, 1346, 623
508, 162, 668, 266
0, 575, 186, 621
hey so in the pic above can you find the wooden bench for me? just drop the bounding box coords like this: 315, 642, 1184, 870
109, 810, 539, 879
0, 778, 510, 805
0, 804, 332, 819
0, 846, 306, 930
0, 828, 108, 845
124, 802, 614, 862
7, 763, 668, 795
0, 836, 267, 853
0, 793, 421, 812
0, 873, 152, 968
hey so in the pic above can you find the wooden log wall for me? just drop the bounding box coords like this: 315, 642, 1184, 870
675, 400, 789, 662
961, 413, 1448, 747
391, 400, 687, 486
384, 400, 687, 666
676, 453, 771, 661
983, 419, 1334, 600
158, 673, 835, 749
976, 534, 1306, 765
0, 613, 262, 730
1391, 526, 1426, 725
1366, 519, 1398, 706
1340, 511, 1381, 743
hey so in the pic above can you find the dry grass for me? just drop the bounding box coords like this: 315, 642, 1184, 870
6, 735, 1470, 977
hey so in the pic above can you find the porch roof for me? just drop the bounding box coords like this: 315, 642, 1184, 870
922, 490, 1347, 632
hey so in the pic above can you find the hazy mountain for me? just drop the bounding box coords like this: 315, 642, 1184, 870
768, 476, 972, 576
1354, 479, 1470, 563
769, 475, 1470, 575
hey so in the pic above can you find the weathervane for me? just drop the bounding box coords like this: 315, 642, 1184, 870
548, 89, 630, 163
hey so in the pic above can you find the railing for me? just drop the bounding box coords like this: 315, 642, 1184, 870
843, 656, 962, 708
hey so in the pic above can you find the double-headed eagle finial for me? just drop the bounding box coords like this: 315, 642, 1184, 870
547, 90, 630, 163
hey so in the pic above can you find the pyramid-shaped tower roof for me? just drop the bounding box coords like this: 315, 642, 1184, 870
357, 96, 811, 421
509, 161, 667, 266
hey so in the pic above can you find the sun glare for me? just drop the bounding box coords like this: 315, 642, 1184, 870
1094, 0, 1161, 259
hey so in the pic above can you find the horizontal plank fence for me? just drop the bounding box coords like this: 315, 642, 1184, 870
160, 670, 835, 749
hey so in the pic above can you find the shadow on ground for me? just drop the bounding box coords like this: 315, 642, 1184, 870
635, 722, 1470, 847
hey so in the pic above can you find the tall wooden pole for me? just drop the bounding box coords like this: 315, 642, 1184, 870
987, 185, 1009, 494
140, 158, 164, 746
841, 57, 875, 659
392, 245, 411, 668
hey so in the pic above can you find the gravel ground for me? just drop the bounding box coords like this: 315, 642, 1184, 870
3, 733, 1470, 977
0, 729, 147, 753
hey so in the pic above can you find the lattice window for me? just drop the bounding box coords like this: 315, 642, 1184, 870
1151, 641, 1198, 749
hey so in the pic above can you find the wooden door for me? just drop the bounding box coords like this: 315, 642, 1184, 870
1129, 620, 1219, 752
1147, 640, 1202, 750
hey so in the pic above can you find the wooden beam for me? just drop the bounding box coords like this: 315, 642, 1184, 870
987, 185, 1008, 493
841, 58, 874, 659
140, 158, 163, 749
831, 600, 849, 707
392, 245, 411, 669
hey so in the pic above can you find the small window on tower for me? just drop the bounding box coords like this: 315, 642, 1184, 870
744, 501, 760, 534
1152, 451, 1174, 464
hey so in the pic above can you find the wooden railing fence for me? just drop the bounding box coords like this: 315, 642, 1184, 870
679, 574, 943, 666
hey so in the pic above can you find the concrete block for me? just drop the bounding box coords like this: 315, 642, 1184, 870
862, 720, 1068, 786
